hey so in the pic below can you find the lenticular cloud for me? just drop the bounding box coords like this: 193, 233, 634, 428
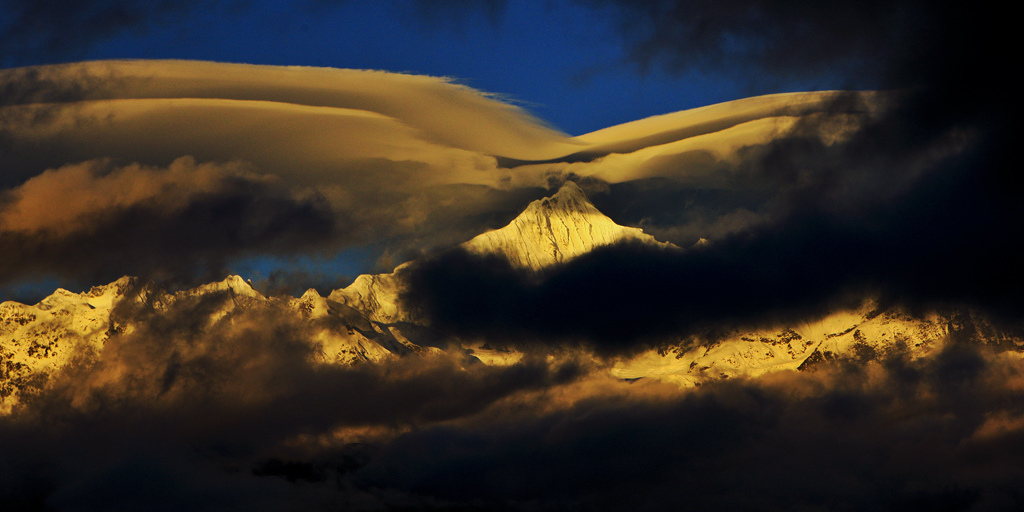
1, 60, 867, 286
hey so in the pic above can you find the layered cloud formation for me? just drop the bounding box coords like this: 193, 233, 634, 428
0, 60, 563, 286
2, 2, 1020, 510
400, 0, 1022, 353
1, 60, 864, 291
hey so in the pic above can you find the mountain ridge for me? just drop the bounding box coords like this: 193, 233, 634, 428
2, 182, 1021, 412
462, 181, 662, 270
329, 181, 665, 323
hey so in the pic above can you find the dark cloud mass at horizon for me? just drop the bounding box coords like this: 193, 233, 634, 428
401, 0, 1020, 353
4, 306, 1024, 511
0, 290, 587, 510
404, 94, 1023, 352
2, 1, 1023, 511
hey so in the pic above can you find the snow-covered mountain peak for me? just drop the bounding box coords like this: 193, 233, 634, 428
188, 275, 264, 299
27, 276, 134, 311
462, 181, 659, 270
328, 183, 664, 322
522, 180, 594, 217
327, 183, 658, 322
82, 276, 136, 309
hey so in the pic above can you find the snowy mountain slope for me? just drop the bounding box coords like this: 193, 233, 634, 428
328, 265, 410, 324
610, 301, 954, 386
322, 181, 1013, 385
0, 277, 136, 413
328, 181, 665, 322
3, 179, 1022, 411
0, 275, 424, 412
462, 181, 661, 270
326, 182, 1023, 386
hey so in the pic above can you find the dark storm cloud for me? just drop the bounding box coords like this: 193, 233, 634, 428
401, 239, 856, 354
572, 0, 1011, 241
398, 0, 1019, 353
578, 0, 956, 89
580, 0, 1012, 252
403, 79, 1020, 352
0, 290, 585, 510
0, 158, 346, 288
0, 0, 199, 67
9, 323, 1024, 510
403, 111, 1022, 353
354, 347, 1024, 511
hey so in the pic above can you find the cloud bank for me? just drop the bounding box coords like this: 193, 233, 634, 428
394, 0, 1019, 357
1, 60, 864, 290
4, 296, 1024, 511
0, 3, 1020, 511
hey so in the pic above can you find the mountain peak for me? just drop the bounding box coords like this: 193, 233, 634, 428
328, 182, 662, 322
462, 182, 659, 270
187, 275, 265, 299
547, 180, 588, 204
520, 181, 596, 218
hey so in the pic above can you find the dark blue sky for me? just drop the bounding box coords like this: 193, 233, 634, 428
89, 1, 739, 134
4, 0, 832, 135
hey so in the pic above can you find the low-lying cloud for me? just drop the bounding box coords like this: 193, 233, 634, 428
402, 104, 1022, 354
1, 157, 266, 236
2, 2, 1020, 511
4, 295, 1024, 511
359, 346, 1024, 511
0, 289, 589, 510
